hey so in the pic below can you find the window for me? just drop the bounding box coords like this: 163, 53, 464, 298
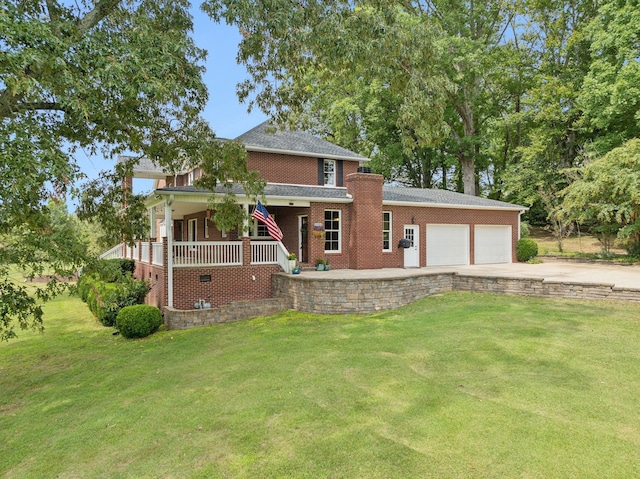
250, 211, 277, 238
324, 210, 341, 252
383, 211, 392, 251
204, 217, 209, 238
324, 159, 336, 186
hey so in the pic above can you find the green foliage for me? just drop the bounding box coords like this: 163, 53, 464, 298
517, 238, 539, 262
0, 0, 264, 339
77, 259, 149, 327
204, 0, 527, 196
0, 201, 87, 340
116, 305, 162, 339
520, 221, 531, 238
562, 139, 640, 254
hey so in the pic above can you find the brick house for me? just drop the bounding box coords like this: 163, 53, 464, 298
106, 121, 526, 310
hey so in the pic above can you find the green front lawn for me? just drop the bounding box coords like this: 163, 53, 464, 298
2, 292, 640, 478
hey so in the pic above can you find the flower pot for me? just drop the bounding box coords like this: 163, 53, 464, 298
316, 264, 325, 271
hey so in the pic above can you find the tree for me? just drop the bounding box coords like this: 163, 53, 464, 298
502, 0, 598, 232
561, 139, 640, 255
0, 200, 90, 341
578, 0, 640, 154
0, 0, 262, 339
204, 0, 528, 196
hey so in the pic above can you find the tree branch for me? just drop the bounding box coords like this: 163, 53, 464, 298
76, 0, 122, 35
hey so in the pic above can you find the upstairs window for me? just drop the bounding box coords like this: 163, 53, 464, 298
318, 159, 343, 186
324, 159, 336, 186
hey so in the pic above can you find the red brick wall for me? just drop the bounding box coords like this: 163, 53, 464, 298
247, 151, 360, 185
346, 173, 384, 269
307, 202, 352, 269
134, 262, 166, 309
380, 206, 521, 267
171, 264, 281, 310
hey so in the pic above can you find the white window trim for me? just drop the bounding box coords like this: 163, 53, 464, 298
250, 217, 277, 239
324, 209, 341, 253
383, 211, 392, 252
324, 159, 336, 187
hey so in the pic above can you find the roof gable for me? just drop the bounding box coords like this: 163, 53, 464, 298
236, 121, 368, 162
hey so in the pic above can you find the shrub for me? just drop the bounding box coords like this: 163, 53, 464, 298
77, 263, 150, 327
94, 282, 119, 326
116, 305, 162, 339
520, 221, 531, 238
517, 238, 539, 262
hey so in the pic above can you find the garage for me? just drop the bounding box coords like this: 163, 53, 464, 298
474, 225, 512, 264
426, 224, 469, 266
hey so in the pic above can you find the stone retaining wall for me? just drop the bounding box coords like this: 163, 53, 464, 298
163, 271, 640, 330
273, 273, 455, 314
454, 275, 640, 303
163, 297, 291, 330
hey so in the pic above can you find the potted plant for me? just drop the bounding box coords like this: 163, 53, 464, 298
324, 258, 330, 271
288, 253, 298, 272
315, 258, 325, 271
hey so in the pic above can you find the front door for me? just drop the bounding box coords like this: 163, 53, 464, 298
299, 215, 309, 263
403, 225, 420, 268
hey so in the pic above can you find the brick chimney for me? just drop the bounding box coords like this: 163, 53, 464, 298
346, 172, 384, 270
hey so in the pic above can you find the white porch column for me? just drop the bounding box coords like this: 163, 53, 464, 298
165, 198, 174, 308
149, 207, 156, 239
242, 202, 250, 237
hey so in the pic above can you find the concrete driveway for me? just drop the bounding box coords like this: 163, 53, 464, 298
302, 259, 640, 290
435, 260, 640, 290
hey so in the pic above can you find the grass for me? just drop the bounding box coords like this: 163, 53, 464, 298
529, 226, 627, 256
3, 293, 640, 478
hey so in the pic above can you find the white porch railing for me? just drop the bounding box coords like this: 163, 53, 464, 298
251, 241, 278, 264
152, 242, 163, 266
99, 243, 124, 260
141, 243, 150, 263
101, 240, 290, 270
173, 241, 242, 267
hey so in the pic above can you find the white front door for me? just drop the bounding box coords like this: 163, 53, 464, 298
403, 225, 420, 268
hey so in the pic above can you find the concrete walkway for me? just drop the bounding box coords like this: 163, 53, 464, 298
298, 260, 640, 290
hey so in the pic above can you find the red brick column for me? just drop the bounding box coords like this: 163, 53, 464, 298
346, 172, 384, 270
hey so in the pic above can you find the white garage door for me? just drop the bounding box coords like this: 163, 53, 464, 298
426, 224, 469, 266
475, 225, 512, 264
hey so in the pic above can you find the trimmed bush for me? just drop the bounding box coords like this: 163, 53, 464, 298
77, 258, 150, 327
517, 238, 539, 262
116, 305, 162, 339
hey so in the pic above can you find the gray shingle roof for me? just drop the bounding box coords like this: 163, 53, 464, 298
236, 121, 368, 162
156, 183, 351, 201
156, 183, 525, 210
383, 186, 525, 210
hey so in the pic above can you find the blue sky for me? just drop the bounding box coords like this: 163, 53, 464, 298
75, 5, 268, 196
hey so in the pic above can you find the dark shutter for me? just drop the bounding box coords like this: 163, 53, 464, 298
318, 158, 324, 185
337, 160, 343, 187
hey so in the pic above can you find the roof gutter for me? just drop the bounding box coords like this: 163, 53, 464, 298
383, 200, 528, 212
245, 145, 368, 163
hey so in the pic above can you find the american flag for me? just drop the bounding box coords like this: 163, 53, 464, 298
252, 201, 283, 242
